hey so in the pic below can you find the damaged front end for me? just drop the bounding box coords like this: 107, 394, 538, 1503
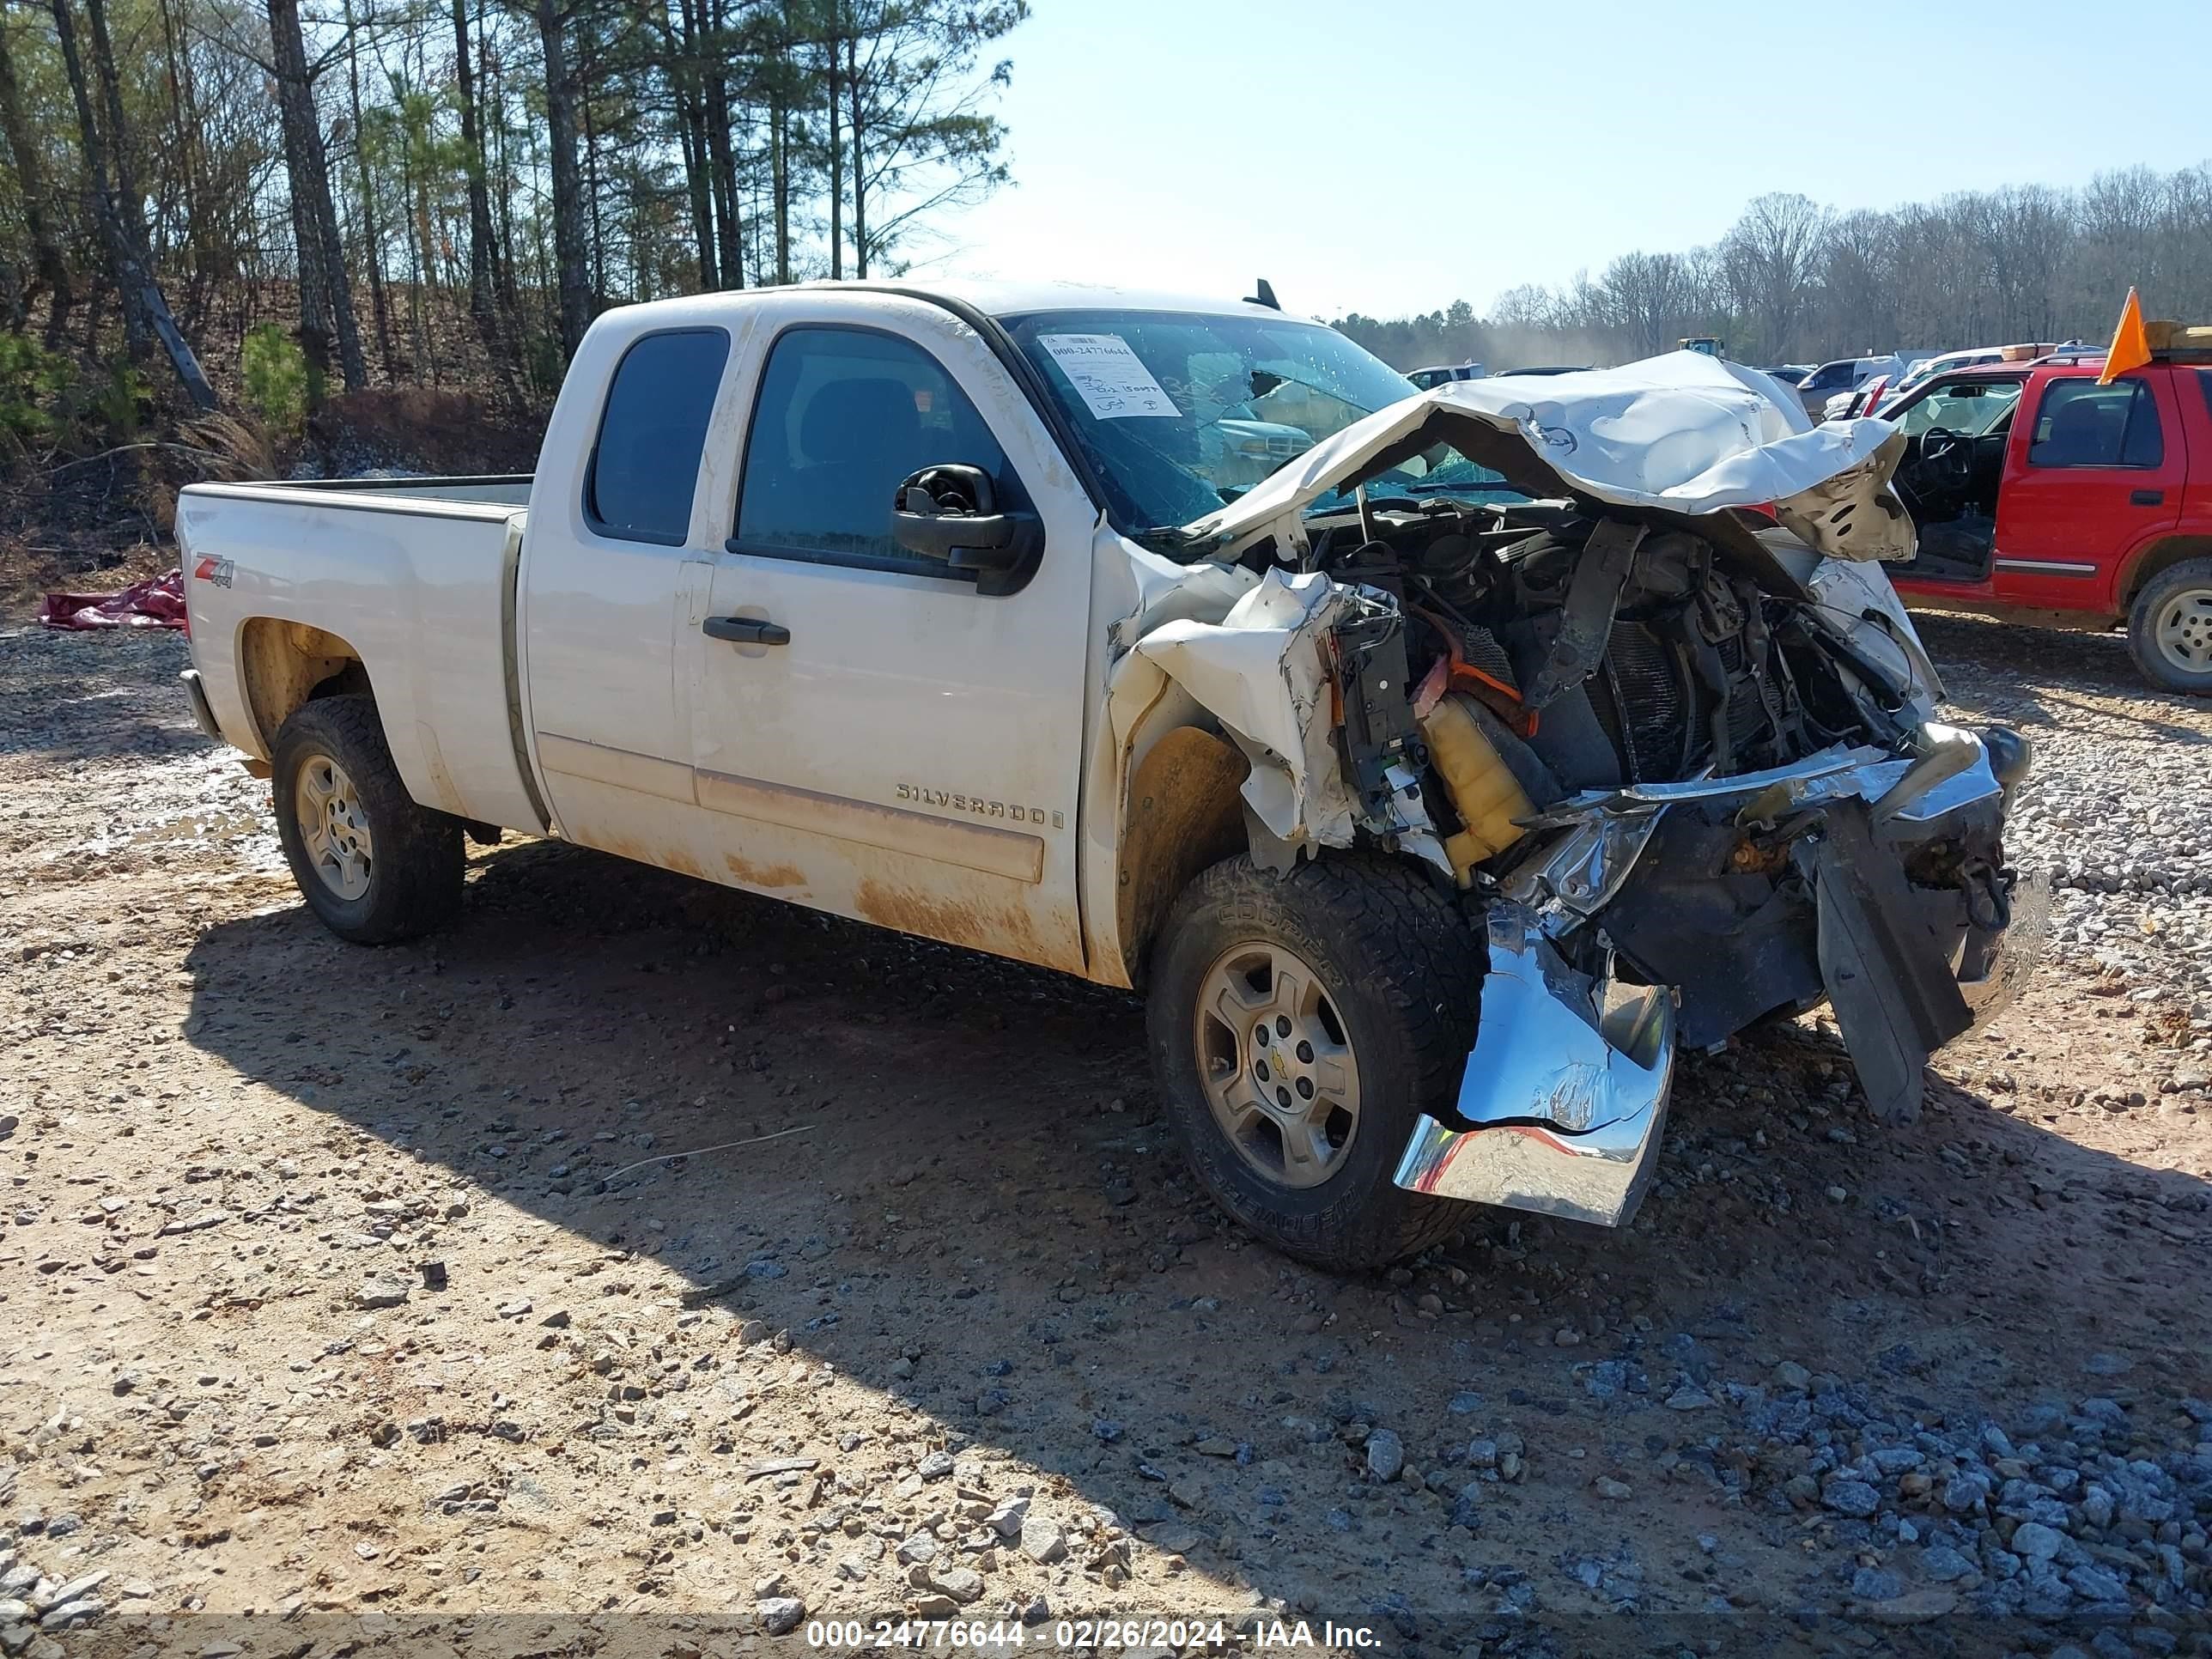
1396, 726, 2047, 1226
1129, 353, 2046, 1233
1396, 903, 1675, 1228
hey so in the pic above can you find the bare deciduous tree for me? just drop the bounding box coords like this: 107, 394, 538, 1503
1338, 167, 2212, 374
1719, 192, 1827, 364
0, 3, 73, 341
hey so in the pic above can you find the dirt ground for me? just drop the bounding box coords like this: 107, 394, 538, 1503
3, 612, 2210, 1659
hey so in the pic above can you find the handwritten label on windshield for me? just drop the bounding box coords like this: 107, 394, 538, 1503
1036, 334, 1180, 420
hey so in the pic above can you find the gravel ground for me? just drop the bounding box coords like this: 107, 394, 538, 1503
1, 613, 2209, 1659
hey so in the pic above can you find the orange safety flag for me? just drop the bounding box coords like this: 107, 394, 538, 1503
2100, 288, 2153, 385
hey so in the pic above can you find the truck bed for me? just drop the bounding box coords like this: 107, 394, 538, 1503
266, 474, 534, 507
176, 477, 548, 838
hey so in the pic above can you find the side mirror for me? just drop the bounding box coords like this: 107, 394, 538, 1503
890, 465, 1043, 597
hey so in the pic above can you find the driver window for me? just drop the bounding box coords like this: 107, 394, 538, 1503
734, 326, 1011, 575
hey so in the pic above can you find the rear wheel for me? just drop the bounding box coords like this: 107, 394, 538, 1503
2128, 557, 2212, 695
271, 695, 463, 943
1146, 854, 1483, 1272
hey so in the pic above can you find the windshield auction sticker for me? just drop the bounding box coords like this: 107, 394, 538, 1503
1036, 333, 1181, 419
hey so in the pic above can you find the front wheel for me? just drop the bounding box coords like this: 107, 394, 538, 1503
2128, 557, 2212, 695
1146, 854, 1483, 1272
271, 694, 464, 944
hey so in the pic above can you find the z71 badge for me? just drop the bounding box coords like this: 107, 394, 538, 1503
896, 783, 1062, 830
192, 556, 235, 587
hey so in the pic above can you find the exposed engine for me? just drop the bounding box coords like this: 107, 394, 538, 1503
1304, 497, 1922, 801
1127, 353, 2047, 1232
1281, 495, 2032, 1116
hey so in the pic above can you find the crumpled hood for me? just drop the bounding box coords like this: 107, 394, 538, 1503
1184, 349, 1914, 563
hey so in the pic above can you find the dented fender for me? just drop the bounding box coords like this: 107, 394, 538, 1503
1126, 568, 1364, 860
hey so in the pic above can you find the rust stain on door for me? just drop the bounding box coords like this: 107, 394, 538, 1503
724, 854, 807, 890
854, 878, 1085, 975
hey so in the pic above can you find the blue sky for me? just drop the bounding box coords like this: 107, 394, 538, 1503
932, 0, 2212, 319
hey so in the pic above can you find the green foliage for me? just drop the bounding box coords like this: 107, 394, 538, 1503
0, 337, 142, 458
523, 331, 565, 400
0, 334, 69, 447
88, 359, 148, 443
240, 324, 310, 432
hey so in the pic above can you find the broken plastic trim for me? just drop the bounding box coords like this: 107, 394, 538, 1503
1506, 726, 2013, 935
1799, 802, 1973, 1124
1501, 804, 1668, 922
1393, 905, 1676, 1228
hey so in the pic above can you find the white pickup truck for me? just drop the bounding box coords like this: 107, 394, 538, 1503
178, 281, 2046, 1269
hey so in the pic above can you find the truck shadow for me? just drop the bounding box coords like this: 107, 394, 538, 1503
175, 833, 2212, 1638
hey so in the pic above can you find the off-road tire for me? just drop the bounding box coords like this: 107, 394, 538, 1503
271, 694, 464, 944
1146, 853, 1483, 1272
2127, 557, 2212, 696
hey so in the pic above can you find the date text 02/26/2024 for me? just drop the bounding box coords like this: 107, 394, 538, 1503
803, 1619, 1383, 1650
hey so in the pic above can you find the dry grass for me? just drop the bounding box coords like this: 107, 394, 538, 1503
177, 411, 279, 483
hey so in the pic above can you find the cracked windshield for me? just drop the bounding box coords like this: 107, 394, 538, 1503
1005, 309, 1522, 543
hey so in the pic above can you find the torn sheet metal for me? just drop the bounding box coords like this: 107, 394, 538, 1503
1395, 904, 1676, 1228
1185, 349, 1916, 563
1106, 527, 1258, 653
1798, 549, 1944, 716
1798, 803, 1974, 1125
1130, 568, 1359, 855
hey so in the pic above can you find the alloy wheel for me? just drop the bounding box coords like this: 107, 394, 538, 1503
1193, 942, 1362, 1189
295, 753, 374, 902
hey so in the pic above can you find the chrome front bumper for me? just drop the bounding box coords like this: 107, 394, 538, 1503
1393, 906, 1676, 1229
1392, 723, 2045, 1229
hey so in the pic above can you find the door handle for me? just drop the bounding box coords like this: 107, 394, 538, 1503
2131, 489, 2166, 507
703, 615, 791, 647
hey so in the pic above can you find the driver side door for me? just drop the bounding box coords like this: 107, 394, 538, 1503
1891, 377, 2020, 583
681, 295, 1099, 975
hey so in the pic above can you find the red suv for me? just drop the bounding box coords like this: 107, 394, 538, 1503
1881, 341, 2212, 691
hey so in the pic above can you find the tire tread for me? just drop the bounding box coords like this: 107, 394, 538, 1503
2127, 556, 2212, 696
272, 695, 464, 944
1149, 853, 1483, 1272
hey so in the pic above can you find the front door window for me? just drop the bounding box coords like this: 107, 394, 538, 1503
734, 326, 1012, 578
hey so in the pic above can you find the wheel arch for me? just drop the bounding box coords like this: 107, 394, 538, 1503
1098, 641, 1446, 988
2119, 534, 2212, 611
238, 618, 375, 756
1114, 721, 1249, 991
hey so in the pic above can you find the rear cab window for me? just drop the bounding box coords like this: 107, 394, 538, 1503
586, 329, 732, 544
2027, 375, 2163, 469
